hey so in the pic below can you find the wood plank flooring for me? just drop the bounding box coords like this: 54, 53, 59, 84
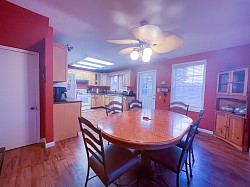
0, 109, 250, 187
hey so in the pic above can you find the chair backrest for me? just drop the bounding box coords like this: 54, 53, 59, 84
169, 101, 189, 115
78, 117, 107, 179
129, 100, 142, 110
105, 101, 123, 116
177, 110, 204, 171
0, 147, 5, 175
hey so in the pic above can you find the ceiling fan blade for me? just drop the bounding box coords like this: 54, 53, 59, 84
151, 32, 184, 53
119, 47, 138, 55
106, 39, 139, 45
132, 24, 165, 44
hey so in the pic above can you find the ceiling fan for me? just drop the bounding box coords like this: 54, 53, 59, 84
107, 23, 184, 62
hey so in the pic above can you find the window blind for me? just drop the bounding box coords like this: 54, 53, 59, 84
171, 60, 206, 112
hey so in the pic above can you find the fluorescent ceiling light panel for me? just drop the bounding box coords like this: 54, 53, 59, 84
72, 64, 97, 70
77, 61, 104, 68
84, 57, 114, 66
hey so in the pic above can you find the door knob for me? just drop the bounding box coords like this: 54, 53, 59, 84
30, 107, 37, 110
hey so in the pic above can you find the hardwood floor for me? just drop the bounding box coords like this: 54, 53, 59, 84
0, 109, 250, 187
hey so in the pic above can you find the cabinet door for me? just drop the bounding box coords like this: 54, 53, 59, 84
230, 68, 249, 96
100, 74, 107, 86
88, 73, 96, 86
214, 113, 227, 138
91, 95, 96, 107
227, 116, 244, 146
96, 95, 104, 107
216, 71, 230, 94
53, 44, 67, 82
124, 71, 131, 86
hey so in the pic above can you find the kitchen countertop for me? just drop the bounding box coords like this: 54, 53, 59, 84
90, 92, 135, 97
54, 99, 82, 104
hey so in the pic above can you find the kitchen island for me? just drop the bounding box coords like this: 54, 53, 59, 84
53, 100, 82, 142
90, 93, 135, 110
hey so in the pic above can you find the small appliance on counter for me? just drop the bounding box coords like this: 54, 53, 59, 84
54, 87, 67, 102
127, 90, 134, 96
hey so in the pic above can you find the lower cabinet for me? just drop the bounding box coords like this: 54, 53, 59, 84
214, 112, 249, 151
123, 96, 135, 111
53, 102, 81, 142
91, 95, 104, 107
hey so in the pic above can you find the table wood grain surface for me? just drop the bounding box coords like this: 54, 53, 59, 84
98, 109, 193, 150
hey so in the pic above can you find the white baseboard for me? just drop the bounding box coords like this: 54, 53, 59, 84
198, 128, 213, 135
45, 142, 55, 148
40, 138, 55, 148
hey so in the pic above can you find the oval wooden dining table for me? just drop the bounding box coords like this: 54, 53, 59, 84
98, 109, 193, 150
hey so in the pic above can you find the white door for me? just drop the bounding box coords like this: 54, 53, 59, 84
0, 45, 40, 150
137, 70, 157, 109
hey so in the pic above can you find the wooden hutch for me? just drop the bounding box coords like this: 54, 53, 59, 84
214, 67, 250, 152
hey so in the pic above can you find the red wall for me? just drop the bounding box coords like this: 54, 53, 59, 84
0, 1, 54, 142
133, 44, 250, 131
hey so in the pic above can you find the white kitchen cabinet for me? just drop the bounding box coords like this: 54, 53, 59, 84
53, 43, 67, 82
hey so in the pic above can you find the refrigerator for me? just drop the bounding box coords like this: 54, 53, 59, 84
53, 73, 77, 100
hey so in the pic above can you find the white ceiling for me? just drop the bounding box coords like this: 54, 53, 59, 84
8, 0, 250, 72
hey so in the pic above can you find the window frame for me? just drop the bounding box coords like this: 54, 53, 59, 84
171, 60, 207, 112
110, 74, 127, 92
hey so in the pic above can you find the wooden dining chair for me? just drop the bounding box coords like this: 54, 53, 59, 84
78, 117, 139, 187
142, 118, 199, 187
129, 100, 142, 110
0, 147, 5, 175
176, 109, 205, 178
169, 101, 189, 115
105, 101, 123, 116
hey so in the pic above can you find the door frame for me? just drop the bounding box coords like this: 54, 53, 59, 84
136, 70, 157, 109
0, 45, 40, 144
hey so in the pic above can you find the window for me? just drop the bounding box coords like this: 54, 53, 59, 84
171, 60, 206, 112
110, 74, 127, 91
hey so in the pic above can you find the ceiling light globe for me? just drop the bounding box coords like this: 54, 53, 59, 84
143, 47, 153, 57
142, 54, 150, 62
130, 51, 139, 60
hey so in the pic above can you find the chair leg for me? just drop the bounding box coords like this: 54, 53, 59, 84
185, 161, 190, 184
188, 151, 193, 178
84, 165, 90, 187
176, 173, 179, 187
191, 146, 195, 163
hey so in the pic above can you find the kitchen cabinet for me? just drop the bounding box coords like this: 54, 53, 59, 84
100, 73, 108, 86
214, 112, 248, 150
124, 70, 135, 87
123, 96, 136, 111
91, 94, 104, 107
53, 102, 81, 142
88, 72, 96, 86
217, 68, 249, 96
53, 44, 68, 82
104, 95, 114, 105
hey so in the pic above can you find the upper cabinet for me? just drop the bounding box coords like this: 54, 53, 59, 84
53, 44, 68, 82
123, 71, 132, 87
100, 73, 108, 86
217, 68, 249, 96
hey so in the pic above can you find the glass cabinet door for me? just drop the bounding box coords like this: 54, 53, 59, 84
230, 68, 248, 95
217, 71, 230, 94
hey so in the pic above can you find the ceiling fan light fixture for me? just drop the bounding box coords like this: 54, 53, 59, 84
130, 50, 139, 60
142, 54, 151, 62
143, 47, 152, 57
